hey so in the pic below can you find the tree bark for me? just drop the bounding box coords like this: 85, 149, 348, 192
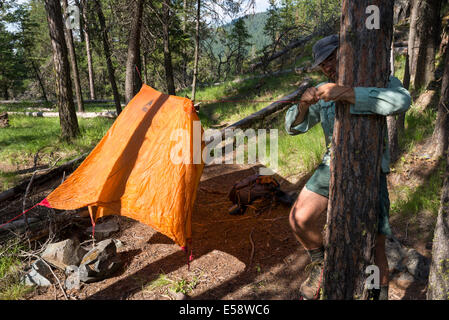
142, 52, 148, 84
162, 0, 176, 95
3, 83, 8, 100
432, 43, 449, 158
94, 0, 122, 115
408, 0, 442, 91
427, 150, 449, 299
182, 0, 189, 88
323, 0, 393, 300
125, 0, 144, 103
81, 0, 96, 100
62, 0, 84, 112
387, 31, 403, 163
44, 0, 79, 141
191, 0, 200, 101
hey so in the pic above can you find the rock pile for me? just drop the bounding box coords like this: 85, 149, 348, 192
385, 235, 431, 287
22, 221, 123, 290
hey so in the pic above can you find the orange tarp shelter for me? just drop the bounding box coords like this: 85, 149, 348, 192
40, 85, 205, 248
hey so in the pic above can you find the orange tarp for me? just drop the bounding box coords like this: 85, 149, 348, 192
44, 85, 205, 247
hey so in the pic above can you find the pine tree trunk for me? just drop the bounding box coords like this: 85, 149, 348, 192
44, 0, 79, 140
432, 44, 449, 158
81, 0, 96, 100
125, 0, 144, 103
162, 0, 176, 95
408, 0, 442, 91
94, 0, 122, 115
62, 0, 84, 112
191, 0, 200, 100
427, 151, 449, 299
323, 0, 393, 300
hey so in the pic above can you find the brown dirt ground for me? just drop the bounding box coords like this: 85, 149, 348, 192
1, 137, 440, 300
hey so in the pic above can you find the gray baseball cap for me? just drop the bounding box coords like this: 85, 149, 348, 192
311, 34, 339, 69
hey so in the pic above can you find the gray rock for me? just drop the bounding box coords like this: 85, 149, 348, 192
22, 259, 54, 287
65, 266, 81, 290
113, 239, 124, 249
65, 265, 79, 276
22, 269, 51, 287
85, 220, 120, 240
385, 235, 407, 273
404, 248, 430, 281
78, 239, 123, 283
41, 238, 86, 270
169, 289, 188, 300
395, 271, 415, 288
31, 260, 52, 279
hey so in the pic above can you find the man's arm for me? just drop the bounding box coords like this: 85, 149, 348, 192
285, 87, 321, 135
315, 76, 411, 116
292, 103, 311, 127
351, 76, 411, 116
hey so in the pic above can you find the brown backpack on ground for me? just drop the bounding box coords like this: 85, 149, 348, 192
228, 174, 295, 215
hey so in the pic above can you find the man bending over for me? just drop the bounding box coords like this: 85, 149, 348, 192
285, 34, 411, 300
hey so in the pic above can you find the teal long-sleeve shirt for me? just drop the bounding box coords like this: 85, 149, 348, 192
284, 76, 412, 173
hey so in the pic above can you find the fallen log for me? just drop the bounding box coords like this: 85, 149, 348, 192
220, 79, 311, 134
0, 210, 88, 243
204, 80, 312, 152
0, 153, 88, 204
7, 111, 117, 119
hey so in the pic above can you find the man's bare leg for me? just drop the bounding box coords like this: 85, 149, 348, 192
290, 186, 390, 299
289, 186, 328, 250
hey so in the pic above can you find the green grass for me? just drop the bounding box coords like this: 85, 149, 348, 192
143, 273, 200, 296
394, 54, 406, 84
144, 274, 173, 291
400, 105, 437, 155
0, 115, 114, 191
388, 100, 441, 231
390, 159, 445, 219
0, 241, 33, 300
0, 116, 113, 163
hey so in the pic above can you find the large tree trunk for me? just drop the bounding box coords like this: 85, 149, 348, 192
81, 0, 96, 100
323, 0, 393, 300
408, 0, 442, 91
125, 0, 144, 103
62, 0, 84, 113
191, 0, 200, 101
44, 0, 79, 141
432, 43, 449, 158
427, 150, 449, 299
93, 0, 122, 115
162, 0, 176, 95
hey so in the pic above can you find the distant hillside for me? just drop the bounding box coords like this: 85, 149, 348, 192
210, 11, 272, 58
